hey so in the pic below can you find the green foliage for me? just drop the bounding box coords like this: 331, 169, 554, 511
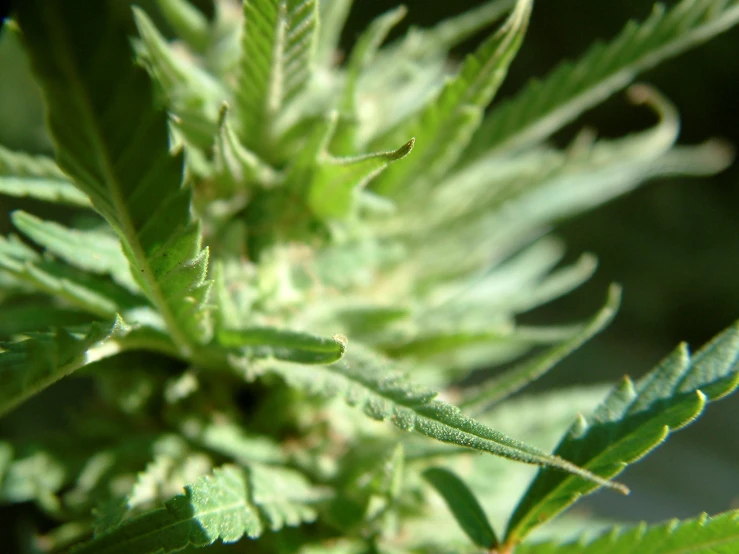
237, 0, 319, 157
464, 0, 739, 159
17, 0, 213, 353
0, 320, 118, 417
515, 510, 739, 554
261, 346, 625, 491
506, 321, 739, 544
423, 466, 498, 549
1, 0, 738, 552
73, 464, 318, 553
0, 144, 90, 207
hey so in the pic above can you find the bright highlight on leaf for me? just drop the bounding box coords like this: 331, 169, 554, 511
0, 145, 91, 207
72, 464, 318, 554
0, 321, 118, 418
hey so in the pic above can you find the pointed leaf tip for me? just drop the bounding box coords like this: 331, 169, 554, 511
391, 137, 415, 161
506, 318, 739, 542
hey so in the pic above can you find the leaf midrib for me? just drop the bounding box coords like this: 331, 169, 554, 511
46, 7, 193, 356
319, 356, 626, 493
93, 497, 254, 553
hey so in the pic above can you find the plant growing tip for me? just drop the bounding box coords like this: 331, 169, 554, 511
2, 0, 739, 552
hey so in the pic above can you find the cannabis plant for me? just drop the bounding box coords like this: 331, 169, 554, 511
1, 0, 739, 551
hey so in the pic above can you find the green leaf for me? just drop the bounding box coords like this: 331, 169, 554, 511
219, 326, 347, 364
248, 463, 319, 530
407, 85, 684, 239
0, 144, 90, 207
316, 0, 353, 68
383, 0, 515, 59
515, 510, 739, 554
422, 467, 498, 550
377, 322, 583, 363
124, 450, 213, 519
506, 320, 739, 544
0, 301, 94, 338
309, 133, 415, 220
405, 87, 728, 279
236, 0, 319, 155
11, 211, 140, 294
18, 0, 213, 354
190, 421, 285, 466
73, 464, 318, 554
133, 6, 226, 148
461, 284, 621, 414
330, 5, 408, 155
73, 465, 260, 554
252, 112, 413, 230
259, 345, 627, 493
0, 320, 118, 418
0, 234, 141, 318
155, 0, 210, 53
464, 0, 739, 159
370, 0, 532, 196
213, 104, 280, 191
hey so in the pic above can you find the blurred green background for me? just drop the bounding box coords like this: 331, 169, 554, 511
1, 0, 737, 528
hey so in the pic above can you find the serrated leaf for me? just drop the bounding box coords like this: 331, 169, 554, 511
237, 0, 318, 155
258, 345, 627, 494
505, 320, 739, 544
370, 0, 532, 196
357, 0, 516, 145
0, 234, 141, 318
133, 6, 226, 148
403, 85, 682, 243
515, 510, 739, 554
0, 144, 90, 207
464, 0, 739, 159
423, 467, 498, 550
74, 463, 318, 554
219, 326, 346, 364
126, 452, 213, 518
12, 211, 140, 294
248, 463, 319, 530
401, 88, 727, 284
0, 320, 118, 418
18, 0, 213, 353
461, 284, 621, 414
73, 465, 261, 554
